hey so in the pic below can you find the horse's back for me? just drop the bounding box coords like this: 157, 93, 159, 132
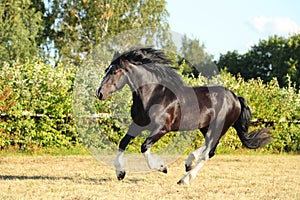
178, 85, 241, 130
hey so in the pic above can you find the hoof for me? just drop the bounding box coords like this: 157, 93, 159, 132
160, 167, 167, 174
177, 179, 188, 185
185, 164, 193, 172
177, 173, 191, 185
116, 170, 126, 181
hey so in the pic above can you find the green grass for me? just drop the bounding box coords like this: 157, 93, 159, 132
0, 145, 89, 157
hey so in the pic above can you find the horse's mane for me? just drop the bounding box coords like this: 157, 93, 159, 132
111, 47, 184, 86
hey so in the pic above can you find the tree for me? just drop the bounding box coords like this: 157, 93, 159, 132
32, 0, 170, 65
217, 34, 300, 88
285, 34, 300, 87
0, 0, 43, 66
218, 50, 244, 76
178, 35, 214, 77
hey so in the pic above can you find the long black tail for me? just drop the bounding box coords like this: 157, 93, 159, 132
233, 97, 272, 149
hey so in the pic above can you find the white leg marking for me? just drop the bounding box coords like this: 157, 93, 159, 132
179, 160, 206, 185
114, 151, 126, 179
114, 151, 125, 170
179, 142, 213, 185
143, 149, 167, 172
185, 146, 204, 170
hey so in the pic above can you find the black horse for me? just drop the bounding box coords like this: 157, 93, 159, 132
96, 47, 271, 185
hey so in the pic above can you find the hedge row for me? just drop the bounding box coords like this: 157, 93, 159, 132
0, 60, 77, 151
0, 61, 299, 153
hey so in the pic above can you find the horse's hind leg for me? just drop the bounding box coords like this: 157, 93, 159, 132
185, 139, 219, 171
185, 146, 204, 172
185, 127, 208, 172
179, 120, 232, 185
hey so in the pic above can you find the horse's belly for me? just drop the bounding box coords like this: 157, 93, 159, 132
172, 107, 212, 131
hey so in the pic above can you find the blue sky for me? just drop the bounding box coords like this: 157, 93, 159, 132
166, 0, 300, 59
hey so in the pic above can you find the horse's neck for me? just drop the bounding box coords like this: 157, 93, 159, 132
127, 66, 158, 92
131, 85, 157, 109
127, 66, 185, 107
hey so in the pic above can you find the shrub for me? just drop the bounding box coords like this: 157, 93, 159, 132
0, 60, 299, 153
0, 60, 77, 151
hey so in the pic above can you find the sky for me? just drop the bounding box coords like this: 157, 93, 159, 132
166, 0, 300, 59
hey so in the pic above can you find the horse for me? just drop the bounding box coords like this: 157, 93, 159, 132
95, 47, 272, 185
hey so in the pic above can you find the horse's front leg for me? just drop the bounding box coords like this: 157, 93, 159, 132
179, 116, 231, 185
113, 150, 127, 180
141, 129, 168, 173
114, 123, 142, 180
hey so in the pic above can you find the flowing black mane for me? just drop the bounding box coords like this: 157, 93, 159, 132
111, 47, 184, 86
112, 47, 172, 65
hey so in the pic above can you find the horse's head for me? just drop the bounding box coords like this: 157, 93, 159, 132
96, 47, 180, 100
96, 56, 129, 100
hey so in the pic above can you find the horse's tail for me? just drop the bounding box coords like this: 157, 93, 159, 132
233, 96, 272, 149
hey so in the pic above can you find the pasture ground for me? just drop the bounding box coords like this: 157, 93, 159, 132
0, 154, 299, 200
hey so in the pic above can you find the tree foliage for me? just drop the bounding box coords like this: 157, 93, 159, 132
217, 34, 300, 88
0, 0, 43, 65
176, 35, 215, 78
1, 0, 170, 65
33, 0, 170, 65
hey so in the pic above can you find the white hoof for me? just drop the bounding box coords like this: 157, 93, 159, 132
177, 174, 191, 185
144, 149, 167, 172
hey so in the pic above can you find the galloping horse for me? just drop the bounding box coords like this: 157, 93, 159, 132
96, 47, 271, 185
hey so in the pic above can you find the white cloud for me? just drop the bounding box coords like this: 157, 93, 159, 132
249, 16, 300, 35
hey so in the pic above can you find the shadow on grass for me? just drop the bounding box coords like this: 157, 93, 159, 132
0, 175, 144, 184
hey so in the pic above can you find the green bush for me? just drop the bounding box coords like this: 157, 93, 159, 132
0, 60, 77, 151
0, 60, 299, 154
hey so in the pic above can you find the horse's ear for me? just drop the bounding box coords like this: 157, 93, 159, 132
113, 51, 120, 60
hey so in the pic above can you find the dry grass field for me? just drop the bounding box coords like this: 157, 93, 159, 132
0, 154, 299, 200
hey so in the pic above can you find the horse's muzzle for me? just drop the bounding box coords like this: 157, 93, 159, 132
96, 88, 103, 100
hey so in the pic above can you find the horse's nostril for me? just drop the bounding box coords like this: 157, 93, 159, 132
98, 92, 103, 99
96, 88, 103, 100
